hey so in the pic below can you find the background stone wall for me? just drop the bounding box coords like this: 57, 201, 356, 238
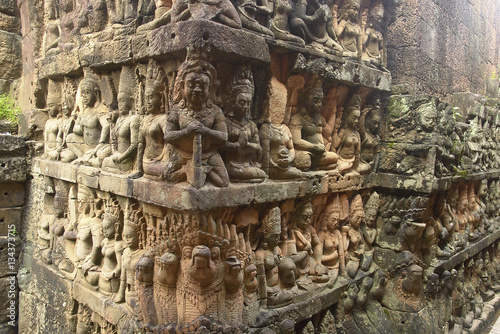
0, 0, 21, 95
387, 0, 500, 99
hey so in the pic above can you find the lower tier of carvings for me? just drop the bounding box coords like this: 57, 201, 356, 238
19, 231, 500, 334
19, 161, 500, 333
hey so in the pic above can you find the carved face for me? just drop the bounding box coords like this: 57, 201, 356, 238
449, 188, 459, 208
478, 181, 488, 199
53, 197, 66, 218
184, 72, 210, 107
62, 93, 74, 117
81, 84, 98, 108
296, 203, 313, 230
47, 95, 61, 118
267, 233, 280, 249
145, 88, 162, 115
350, 210, 363, 228
346, 108, 360, 129
348, 3, 360, 21
420, 109, 436, 133
118, 92, 132, 115
366, 112, 380, 134
304, 88, 323, 114
44, 0, 56, 20
123, 225, 139, 249
102, 216, 116, 239
136, 259, 154, 283
234, 92, 252, 119
326, 215, 340, 231
365, 208, 377, 227
157, 252, 179, 285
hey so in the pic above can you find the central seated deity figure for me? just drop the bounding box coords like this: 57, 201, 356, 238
164, 49, 230, 188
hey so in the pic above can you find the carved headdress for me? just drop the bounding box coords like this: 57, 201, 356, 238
230, 66, 254, 97
119, 65, 137, 97
262, 205, 281, 235
350, 194, 364, 216
173, 44, 220, 106
145, 59, 168, 111
124, 203, 147, 249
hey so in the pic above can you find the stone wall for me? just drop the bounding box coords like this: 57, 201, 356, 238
0, 0, 22, 95
0, 135, 27, 334
12, 0, 500, 333
387, 0, 500, 98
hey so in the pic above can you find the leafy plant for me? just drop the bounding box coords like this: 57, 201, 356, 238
0, 94, 20, 124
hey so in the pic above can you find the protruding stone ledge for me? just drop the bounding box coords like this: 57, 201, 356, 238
34, 158, 372, 211
148, 20, 271, 64
373, 171, 500, 194
433, 229, 500, 273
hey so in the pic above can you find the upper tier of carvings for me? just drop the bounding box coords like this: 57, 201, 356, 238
39, 0, 396, 69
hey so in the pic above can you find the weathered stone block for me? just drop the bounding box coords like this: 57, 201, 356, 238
149, 20, 271, 64
0, 207, 21, 235
0, 31, 21, 81
0, 322, 17, 334
0, 276, 17, 323
0, 182, 24, 208
0, 158, 26, 182
0, 12, 20, 34
0, 135, 25, 154
0, 236, 20, 277
0, 0, 16, 16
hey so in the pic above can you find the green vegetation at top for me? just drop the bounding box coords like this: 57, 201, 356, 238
0, 94, 20, 124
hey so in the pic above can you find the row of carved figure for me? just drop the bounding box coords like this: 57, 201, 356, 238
38, 179, 381, 328
372, 180, 499, 269
43, 56, 382, 188
37, 179, 500, 332
42, 0, 389, 68
331, 244, 500, 334
381, 96, 500, 178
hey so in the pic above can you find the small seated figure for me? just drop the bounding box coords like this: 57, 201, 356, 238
255, 205, 283, 308
259, 78, 302, 180
98, 199, 124, 295
66, 76, 111, 167
132, 63, 169, 180
39, 207, 54, 264
71, 186, 103, 286
270, 0, 305, 45
361, 3, 387, 70
287, 201, 328, 284
164, 51, 229, 188
136, 0, 242, 32
273, 257, 299, 305
77, 0, 108, 34
50, 189, 75, 274
57, 80, 78, 162
170, 0, 242, 28
44, 86, 63, 160
359, 95, 381, 174
114, 207, 146, 308
289, 0, 342, 54
102, 68, 140, 173
290, 83, 338, 171
344, 195, 364, 278
235, 0, 274, 36
58, 0, 77, 51
42, 0, 61, 57
332, 0, 362, 60
332, 95, 364, 174
361, 192, 378, 271
222, 68, 267, 183
318, 196, 346, 272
